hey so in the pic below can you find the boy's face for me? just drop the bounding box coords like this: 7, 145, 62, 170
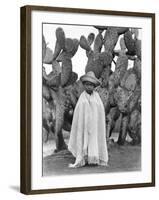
83, 81, 95, 95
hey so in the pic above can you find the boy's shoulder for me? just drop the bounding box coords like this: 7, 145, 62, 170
78, 91, 85, 99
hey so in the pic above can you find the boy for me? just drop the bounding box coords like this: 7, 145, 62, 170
68, 71, 108, 168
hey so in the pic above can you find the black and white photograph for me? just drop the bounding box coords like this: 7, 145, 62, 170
1, 0, 158, 199
42, 23, 142, 176
20, 6, 155, 194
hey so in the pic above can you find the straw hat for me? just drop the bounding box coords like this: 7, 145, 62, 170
80, 71, 101, 87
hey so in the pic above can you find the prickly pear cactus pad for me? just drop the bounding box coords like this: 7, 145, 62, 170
114, 86, 133, 114
43, 85, 51, 101
135, 39, 141, 60
103, 27, 119, 52
120, 69, 137, 91
95, 86, 110, 111
128, 109, 141, 144
85, 51, 113, 78
87, 33, 95, 46
93, 32, 103, 53
134, 58, 141, 79
42, 23, 142, 156
124, 30, 136, 55
42, 35, 46, 61
56, 27, 66, 49
80, 35, 91, 52
61, 57, 72, 87
43, 47, 54, 64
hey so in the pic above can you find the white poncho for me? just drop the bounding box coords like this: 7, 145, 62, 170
68, 90, 108, 167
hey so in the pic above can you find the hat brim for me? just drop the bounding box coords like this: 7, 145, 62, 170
80, 75, 101, 87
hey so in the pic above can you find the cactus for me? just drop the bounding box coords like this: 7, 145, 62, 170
135, 39, 141, 60
133, 58, 141, 80
42, 97, 55, 142
117, 114, 129, 145
52, 27, 66, 61
52, 41, 62, 61
71, 80, 85, 99
43, 85, 51, 101
131, 28, 141, 60
110, 55, 128, 88
79, 31, 113, 78
93, 32, 103, 53
106, 107, 120, 138
116, 27, 129, 35
79, 35, 91, 52
100, 66, 112, 87
128, 109, 141, 145
43, 69, 61, 88
43, 25, 142, 149
42, 27, 80, 152
42, 35, 46, 61
93, 25, 107, 31
64, 87, 78, 109
95, 86, 110, 111
120, 68, 137, 91
114, 86, 133, 114
71, 39, 79, 56
85, 51, 113, 78
93, 26, 129, 54
103, 27, 118, 52
61, 57, 72, 87
108, 37, 128, 88
112, 76, 140, 145
65, 72, 78, 87
57, 39, 79, 61
64, 38, 74, 52
124, 30, 136, 55
87, 33, 95, 46
52, 60, 61, 75
127, 86, 141, 113
48, 88, 67, 151
124, 28, 141, 60
55, 27, 65, 49
100, 33, 141, 145
115, 54, 128, 71
43, 47, 54, 64
124, 73, 137, 91
115, 37, 128, 71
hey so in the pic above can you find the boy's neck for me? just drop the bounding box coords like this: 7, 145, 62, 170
85, 90, 94, 95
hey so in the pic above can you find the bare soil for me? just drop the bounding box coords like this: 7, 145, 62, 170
43, 133, 141, 176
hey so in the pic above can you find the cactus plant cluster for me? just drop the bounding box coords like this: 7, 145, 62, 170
78, 26, 141, 145
42, 27, 83, 152
42, 26, 141, 152
106, 28, 141, 145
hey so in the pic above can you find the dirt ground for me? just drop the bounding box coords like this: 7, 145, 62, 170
42, 132, 141, 176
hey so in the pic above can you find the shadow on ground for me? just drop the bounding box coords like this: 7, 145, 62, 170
9, 185, 20, 192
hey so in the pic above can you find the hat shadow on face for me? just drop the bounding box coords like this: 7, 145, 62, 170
80, 71, 101, 87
